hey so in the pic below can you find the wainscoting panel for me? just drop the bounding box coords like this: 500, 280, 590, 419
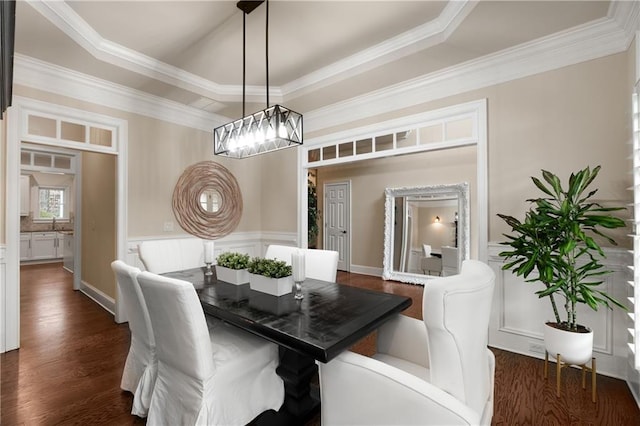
488, 243, 631, 379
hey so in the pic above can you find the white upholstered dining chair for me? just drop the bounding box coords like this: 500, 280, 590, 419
137, 271, 284, 426
138, 238, 204, 274
264, 244, 339, 282
441, 245, 460, 277
111, 260, 156, 417
319, 260, 496, 425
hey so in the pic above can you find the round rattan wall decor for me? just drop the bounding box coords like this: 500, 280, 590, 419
172, 161, 243, 239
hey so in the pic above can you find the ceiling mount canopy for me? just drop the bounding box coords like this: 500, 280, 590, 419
214, 0, 303, 159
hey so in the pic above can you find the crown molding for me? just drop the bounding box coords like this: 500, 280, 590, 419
279, 0, 476, 97
608, 0, 640, 40
305, 6, 638, 133
13, 54, 229, 132
26, 0, 474, 103
16, 1, 639, 135
25, 0, 280, 103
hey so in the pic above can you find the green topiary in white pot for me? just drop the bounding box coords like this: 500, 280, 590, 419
215, 252, 250, 285
247, 257, 293, 296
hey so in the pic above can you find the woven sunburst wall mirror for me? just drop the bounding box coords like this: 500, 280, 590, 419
172, 161, 243, 239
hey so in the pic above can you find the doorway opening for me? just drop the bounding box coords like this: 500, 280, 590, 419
3, 97, 127, 353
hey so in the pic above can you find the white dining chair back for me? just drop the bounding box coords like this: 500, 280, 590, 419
137, 271, 284, 426
304, 248, 339, 282
319, 260, 496, 425
264, 244, 297, 263
441, 245, 460, 276
138, 238, 204, 274
110, 260, 156, 417
265, 244, 339, 282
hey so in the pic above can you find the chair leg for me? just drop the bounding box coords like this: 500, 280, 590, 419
556, 353, 562, 397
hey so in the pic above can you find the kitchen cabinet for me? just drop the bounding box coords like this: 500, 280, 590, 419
29, 232, 64, 261
20, 175, 30, 216
20, 233, 31, 261
30, 232, 57, 260
21, 232, 67, 262
62, 233, 74, 273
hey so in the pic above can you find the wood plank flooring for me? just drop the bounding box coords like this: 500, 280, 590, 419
2, 263, 639, 425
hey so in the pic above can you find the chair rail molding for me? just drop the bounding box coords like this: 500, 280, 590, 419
487, 242, 631, 379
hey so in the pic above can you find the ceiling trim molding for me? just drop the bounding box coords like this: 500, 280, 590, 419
14, 2, 639, 136
13, 54, 228, 132
279, 0, 476, 97
26, 0, 474, 102
305, 7, 638, 133
26, 0, 279, 103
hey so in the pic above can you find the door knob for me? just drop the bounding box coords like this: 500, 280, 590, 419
341, 230, 347, 234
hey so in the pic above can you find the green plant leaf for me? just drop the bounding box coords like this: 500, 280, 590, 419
496, 165, 628, 327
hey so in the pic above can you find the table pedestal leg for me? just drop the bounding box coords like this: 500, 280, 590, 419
276, 347, 320, 420
252, 347, 320, 426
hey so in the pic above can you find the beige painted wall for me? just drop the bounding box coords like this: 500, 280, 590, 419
259, 146, 298, 232
125, 114, 264, 237
309, 52, 632, 268
1, 114, 5, 244
9, 85, 266, 302
4, 48, 633, 284
81, 151, 116, 298
317, 146, 477, 268
12, 85, 265, 237
416, 205, 458, 250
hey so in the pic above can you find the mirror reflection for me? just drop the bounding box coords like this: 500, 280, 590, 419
383, 183, 469, 285
199, 188, 221, 213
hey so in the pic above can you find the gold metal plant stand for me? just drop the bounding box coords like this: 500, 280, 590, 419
544, 351, 596, 403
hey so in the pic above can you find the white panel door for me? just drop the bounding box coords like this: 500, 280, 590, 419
324, 182, 350, 271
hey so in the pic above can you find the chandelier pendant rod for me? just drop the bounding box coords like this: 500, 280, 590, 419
265, 0, 269, 109
213, 0, 302, 159
242, 12, 246, 117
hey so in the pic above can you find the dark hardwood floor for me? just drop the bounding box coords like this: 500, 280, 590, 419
2, 263, 639, 425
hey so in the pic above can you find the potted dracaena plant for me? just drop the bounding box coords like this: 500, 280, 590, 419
247, 257, 293, 296
215, 252, 251, 285
498, 166, 627, 365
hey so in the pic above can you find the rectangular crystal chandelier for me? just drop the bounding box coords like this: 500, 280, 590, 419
214, 104, 302, 158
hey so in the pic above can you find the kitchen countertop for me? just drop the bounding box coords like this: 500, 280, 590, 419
21, 229, 74, 234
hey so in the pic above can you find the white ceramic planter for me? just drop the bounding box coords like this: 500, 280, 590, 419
249, 273, 293, 296
216, 266, 249, 285
543, 322, 593, 365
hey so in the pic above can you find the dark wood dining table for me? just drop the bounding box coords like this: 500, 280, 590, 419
163, 267, 412, 425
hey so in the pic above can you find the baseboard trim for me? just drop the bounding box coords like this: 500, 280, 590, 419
80, 280, 115, 316
349, 264, 383, 277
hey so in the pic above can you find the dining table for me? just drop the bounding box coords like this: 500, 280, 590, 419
162, 267, 412, 426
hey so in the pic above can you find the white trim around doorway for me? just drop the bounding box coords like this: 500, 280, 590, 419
3, 97, 128, 353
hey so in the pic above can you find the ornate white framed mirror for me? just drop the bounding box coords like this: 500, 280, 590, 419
382, 183, 470, 285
